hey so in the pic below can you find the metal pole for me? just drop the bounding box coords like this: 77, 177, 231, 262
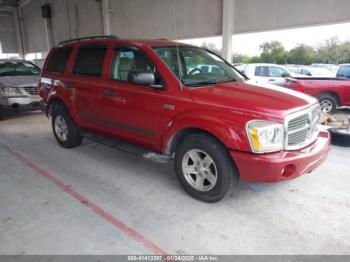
102, 0, 111, 35
13, 7, 25, 58
42, 0, 53, 50
221, 0, 235, 62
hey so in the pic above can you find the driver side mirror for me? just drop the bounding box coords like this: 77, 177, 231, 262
281, 72, 291, 78
127, 70, 156, 86
128, 70, 164, 89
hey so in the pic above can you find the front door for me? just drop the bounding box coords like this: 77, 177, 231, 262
99, 46, 167, 149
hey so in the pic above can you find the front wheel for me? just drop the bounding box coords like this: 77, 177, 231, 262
174, 134, 238, 203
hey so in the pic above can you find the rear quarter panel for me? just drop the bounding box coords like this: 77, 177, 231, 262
39, 45, 84, 126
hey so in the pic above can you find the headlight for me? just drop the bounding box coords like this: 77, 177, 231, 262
0, 87, 24, 97
246, 120, 285, 153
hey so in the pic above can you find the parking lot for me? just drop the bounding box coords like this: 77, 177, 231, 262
1, 111, 349, 255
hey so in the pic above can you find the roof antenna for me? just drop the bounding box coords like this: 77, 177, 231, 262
172, 4, 183, 91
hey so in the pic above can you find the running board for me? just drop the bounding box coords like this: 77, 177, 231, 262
81, 130, 172, 163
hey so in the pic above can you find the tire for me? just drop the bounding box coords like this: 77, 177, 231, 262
329, 128, 350, 147
317, 93, 338, 114
174, 133, 238, 203
51, 104, 83, 148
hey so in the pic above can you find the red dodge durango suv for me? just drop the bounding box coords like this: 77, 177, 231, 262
39, 35, 330, 202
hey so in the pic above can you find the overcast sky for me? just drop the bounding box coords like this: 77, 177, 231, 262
180, 22, 350, 56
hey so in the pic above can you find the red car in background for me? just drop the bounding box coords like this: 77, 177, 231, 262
285, 77, 350, 113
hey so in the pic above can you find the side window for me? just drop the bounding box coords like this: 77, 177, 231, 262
47, 47, 72, 74
268, 66, 287, 77
337, 66, 350, 78
111, 48, 156, 82
255, 66, 269, 77
303, 69, 311, 76
73, 45, 107, 77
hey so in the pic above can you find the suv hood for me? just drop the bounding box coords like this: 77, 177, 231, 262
0, 75, 39, 87
188, 80, 317, 119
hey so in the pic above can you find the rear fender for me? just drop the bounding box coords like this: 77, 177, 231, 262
47, 92, 82, 126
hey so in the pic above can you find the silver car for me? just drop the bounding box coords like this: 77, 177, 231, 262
0, 59, 41, 117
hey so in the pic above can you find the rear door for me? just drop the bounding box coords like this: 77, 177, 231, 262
252, 66, 269, 84
67, 44, 109, 131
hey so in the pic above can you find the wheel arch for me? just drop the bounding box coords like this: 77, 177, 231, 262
316, 91, 340, 105
47, 95, 82, 126
162, 120, 249, 156
166, 127, 223, 155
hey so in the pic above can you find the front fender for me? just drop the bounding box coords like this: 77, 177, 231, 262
160, 111, 252, 154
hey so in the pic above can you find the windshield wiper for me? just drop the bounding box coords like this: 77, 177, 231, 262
185, 79, 235, 87
185, 81, 217, 87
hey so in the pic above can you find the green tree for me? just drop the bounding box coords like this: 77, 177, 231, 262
288, 44, 317, 65
317, 37, 343, 64
232, 53, 252, 64
338, 41, 350, 63
259, 41, 288, 64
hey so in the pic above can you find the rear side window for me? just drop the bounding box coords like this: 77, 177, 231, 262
73, 45, 107, 77
47, 47, 72, 73
337, 66, 350, 78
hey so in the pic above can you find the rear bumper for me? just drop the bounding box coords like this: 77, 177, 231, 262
230, 131, 331, 183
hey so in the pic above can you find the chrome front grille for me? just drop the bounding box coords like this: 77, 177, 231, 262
285, 105, 321, 150
288, 114, 308, 131
23, 86, 38, 96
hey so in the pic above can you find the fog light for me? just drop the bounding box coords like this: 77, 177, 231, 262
282, 164, 296, 178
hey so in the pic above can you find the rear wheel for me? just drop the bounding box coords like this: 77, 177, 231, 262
174, 134, 238, 203
317, 93, 337, 113
52, 105, 83, 148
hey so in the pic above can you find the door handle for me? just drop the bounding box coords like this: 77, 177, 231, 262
268, 79, 275, 81
103, 90, 117, 97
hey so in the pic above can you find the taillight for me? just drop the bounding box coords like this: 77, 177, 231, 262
295, 83, 303, 92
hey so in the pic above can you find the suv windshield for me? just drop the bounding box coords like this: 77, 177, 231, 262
0, 61, 41, 76
152, 46, 245, 87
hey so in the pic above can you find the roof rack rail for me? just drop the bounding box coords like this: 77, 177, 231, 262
59, 35, 119, 45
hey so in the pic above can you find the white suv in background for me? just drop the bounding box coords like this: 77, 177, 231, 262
243, 63, 296, 87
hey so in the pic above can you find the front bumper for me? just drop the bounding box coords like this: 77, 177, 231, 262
230, 131, 331, 183
0, 96, 41, 112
